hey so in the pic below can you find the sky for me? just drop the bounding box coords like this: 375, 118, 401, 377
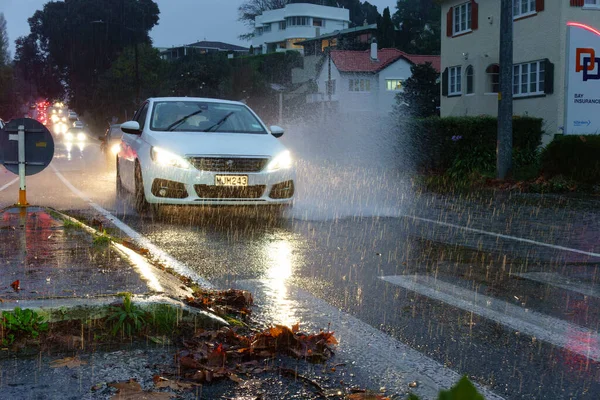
0, 0, 398, 57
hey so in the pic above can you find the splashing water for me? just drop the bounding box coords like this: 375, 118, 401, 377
280, 112, 414, 221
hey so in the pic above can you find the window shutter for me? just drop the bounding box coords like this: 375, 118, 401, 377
544, 59, 554, 94
442, 68, 449, 96
446, 8, 453, 37
570, 0, 584, 6
471, 1, 479, 30
536, 0, 544, 11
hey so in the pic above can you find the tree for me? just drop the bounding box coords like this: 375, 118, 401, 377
16, 0, 160, 115
393, 0, 440, 54
238, 0, 288, 40
394, 62, 439, 119
378, 7, 395, 48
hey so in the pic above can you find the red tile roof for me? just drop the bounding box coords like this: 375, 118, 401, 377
330, 48, 440, 74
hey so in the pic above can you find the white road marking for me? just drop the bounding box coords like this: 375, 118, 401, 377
401, 214, 600, 259
0, 177, 19, 193
516, 272, 600, 299
50, 164, 212, 288
237, 279, 505, 400
381, 275, 600, 362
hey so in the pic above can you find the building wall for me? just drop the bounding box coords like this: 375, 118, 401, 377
377, 59, 413, 114
440, 0, 600, 138
253, 4, 349, 53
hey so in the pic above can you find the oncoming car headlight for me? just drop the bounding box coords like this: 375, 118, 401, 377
266, 151, 292, 171
65, 132, 74, 141
77, 132, 86, 141
151, 147, 191, 169
111, 143, 121, 155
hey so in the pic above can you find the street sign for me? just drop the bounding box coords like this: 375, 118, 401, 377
0, 118, 54, 176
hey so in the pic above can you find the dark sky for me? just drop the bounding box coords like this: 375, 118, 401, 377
1, 0, 396, 57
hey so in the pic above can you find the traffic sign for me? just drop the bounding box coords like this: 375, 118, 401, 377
0, 118, 54, 176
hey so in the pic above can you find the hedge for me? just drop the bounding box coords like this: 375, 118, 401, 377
404, 116, 544, 176
541, 135, 600, 184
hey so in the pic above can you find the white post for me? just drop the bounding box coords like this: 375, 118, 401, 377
18, 125, 28, 206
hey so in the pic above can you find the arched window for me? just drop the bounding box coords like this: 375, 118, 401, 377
466, 65, 474, 94
486, 64, 500, 93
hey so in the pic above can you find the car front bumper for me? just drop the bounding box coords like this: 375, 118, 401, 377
142, 166, 296, 206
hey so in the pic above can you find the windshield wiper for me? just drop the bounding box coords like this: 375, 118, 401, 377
166, 109, 203, 131
203, 112, 235, 132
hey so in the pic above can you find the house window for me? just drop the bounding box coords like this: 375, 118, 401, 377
313, 18, 325, 27
513, 61, 545, 97
453, 2, 472, 35
386, 79, 404, 91
584, 0, 600, 7
263, 24, 271, 32
256, 27, 263, 36
349, 79, 371, 92
449, 66, 462, 95
486, 64, 500, 93
287, 16, 309, 26
465, 65, 474, 94
279, 21, 286, 30
513, 0, 536, 18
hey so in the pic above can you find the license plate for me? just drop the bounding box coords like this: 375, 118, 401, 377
215, 175, 248, 186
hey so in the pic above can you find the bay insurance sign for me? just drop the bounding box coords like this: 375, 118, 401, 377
565, 22, 600, 135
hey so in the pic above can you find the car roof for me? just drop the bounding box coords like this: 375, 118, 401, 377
148, 97, 245, 106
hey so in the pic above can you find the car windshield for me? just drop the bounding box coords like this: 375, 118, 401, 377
150, 101, 266, 134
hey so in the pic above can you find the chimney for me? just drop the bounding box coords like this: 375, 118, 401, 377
370, 39, 378, 61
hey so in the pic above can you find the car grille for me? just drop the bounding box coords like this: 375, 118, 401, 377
194, 185, 266, 199
189, 157, 269, 173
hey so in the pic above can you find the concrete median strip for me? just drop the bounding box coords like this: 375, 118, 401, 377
515, 272, 600, 299
380, 274, 600, 362
50, 163, 213, 289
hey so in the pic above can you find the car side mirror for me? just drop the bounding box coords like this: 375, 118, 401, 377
270, 125, 284, 138
121, 120, 141, 135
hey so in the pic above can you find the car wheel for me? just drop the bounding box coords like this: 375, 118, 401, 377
116, 156, 125, 196
134, 162, 150, 214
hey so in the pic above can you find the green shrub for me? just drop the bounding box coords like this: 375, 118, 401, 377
405, 116, 544, 177
541, 135, 600, 184
106, 293, 147, 337
1, 308, 49, 345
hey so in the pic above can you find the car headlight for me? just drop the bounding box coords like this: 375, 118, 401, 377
151, 147, 191, 169
77, 132, 86, 141
65, 132, 74, 141
111, 143, 121, 155
266, 150, 292, 171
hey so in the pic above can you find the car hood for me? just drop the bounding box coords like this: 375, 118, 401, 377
143, 131, 287, 158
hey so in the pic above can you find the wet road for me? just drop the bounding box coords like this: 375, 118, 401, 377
0, 127, 599, 399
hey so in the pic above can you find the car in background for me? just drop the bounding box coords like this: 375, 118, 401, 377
64, 127, 87, 142
116, 97, 295, 213
68, 111, 78, 120
99, 124, 123, 158
0, 119, 5, 130
73, 120, 84, 129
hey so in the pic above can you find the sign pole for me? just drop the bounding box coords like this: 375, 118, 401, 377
17, 124, 28, 207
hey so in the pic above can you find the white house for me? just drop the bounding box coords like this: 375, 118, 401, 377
252, 3, 350, 55
311, 43, 440, 115
439, 0, 600, 138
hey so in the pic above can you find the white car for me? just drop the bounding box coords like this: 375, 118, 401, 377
116, 97, 295, 213
73, 120, 84, 129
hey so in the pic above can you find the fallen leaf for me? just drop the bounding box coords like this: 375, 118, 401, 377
10, 280, 20, 292
50, 357, 87, 369
291, 323, 300, 333
346, 394, 391, 400
228, 373, 244, 384
152, 376, 195, 391
207, 344, 226, 367
109, 379, 174, 399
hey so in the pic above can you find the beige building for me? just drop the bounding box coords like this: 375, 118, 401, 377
440, 0, 600, 138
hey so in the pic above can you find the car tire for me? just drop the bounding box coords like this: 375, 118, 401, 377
116, 156, 126, 196
134, 162, 150, 214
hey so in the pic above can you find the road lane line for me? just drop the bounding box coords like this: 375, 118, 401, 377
0, 177, 19, 193
381, 274, 600, 362
402, 214, 600, 259
236, 279, 505, 400
50, 164, 213, 288
516, 272, 600, 298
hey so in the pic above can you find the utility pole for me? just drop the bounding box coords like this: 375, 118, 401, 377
497, 0, 513, 179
